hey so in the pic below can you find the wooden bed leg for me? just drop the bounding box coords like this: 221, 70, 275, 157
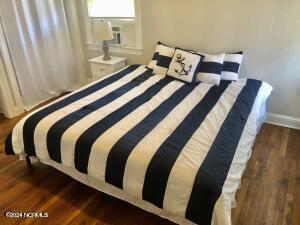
25, 155, 32, 169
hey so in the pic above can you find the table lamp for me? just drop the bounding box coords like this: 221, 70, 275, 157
93, 20, 114, 61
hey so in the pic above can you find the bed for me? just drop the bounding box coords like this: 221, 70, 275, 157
5, 65, 272, 225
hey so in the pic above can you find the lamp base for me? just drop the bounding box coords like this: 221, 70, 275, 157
102, 40, 111, 61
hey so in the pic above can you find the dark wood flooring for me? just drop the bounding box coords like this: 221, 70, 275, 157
0, 110, 299, 225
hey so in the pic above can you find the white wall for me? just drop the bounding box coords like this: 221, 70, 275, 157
83, 0, 300, 126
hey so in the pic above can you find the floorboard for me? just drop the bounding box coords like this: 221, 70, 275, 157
0, 110, 299, 225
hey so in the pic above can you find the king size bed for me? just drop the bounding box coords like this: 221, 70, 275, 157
5, 65, 272, 225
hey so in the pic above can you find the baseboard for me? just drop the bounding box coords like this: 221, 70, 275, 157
265, 113, 300, 130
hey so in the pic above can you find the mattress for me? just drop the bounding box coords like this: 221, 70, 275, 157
5, 65, 272, 225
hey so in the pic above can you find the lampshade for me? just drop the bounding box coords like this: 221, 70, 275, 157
93, 20, 114, 41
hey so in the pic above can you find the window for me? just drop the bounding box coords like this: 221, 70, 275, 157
84, 0, 142, 54
87, 0, 135, 18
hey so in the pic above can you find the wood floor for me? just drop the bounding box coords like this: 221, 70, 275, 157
0, 111, 299, 225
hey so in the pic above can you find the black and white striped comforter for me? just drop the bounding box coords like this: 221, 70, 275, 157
5, 65, 272, 225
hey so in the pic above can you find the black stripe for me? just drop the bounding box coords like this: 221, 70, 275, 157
142, 81, 231, 208
222, 61, 240, 73
74, 77, 173, 174
46, 70, 153, 163
185, 79, 262, 225
5, 133, 15, 155
198, 62, 223, 75
105, 82, 199, 189
22, 65, 140, 157
156, 55, 172, 68
152, 52, 159, 60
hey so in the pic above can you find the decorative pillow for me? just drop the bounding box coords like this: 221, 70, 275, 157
147, 42, 162, 69
221, 52, 244, 81
153, 44, 175, 75
196, 53, 225, 85
167, 48, 204, 83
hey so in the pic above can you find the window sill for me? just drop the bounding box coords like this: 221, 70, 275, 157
87, 42, 143, 55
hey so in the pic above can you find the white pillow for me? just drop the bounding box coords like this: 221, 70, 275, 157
196, 53, 225, 85
167, 48, 204, 83
221, 52, 244, 81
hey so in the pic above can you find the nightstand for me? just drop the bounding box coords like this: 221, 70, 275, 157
88, 56, 127, 80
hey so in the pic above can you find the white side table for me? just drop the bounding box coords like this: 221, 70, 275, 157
88, 55, 127, 80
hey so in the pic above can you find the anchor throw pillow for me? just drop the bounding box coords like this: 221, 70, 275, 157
167, 48, 204, 83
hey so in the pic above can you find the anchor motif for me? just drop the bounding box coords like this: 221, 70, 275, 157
174, 53, 192, 76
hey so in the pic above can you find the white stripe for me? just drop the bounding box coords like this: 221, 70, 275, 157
88, 81, 184, 180
122, 83, 212, 198
154, 65, 168, 76
163, 81, 246, 217
224, 53, 243, 64
154, 43, 161, 53
60, 75, 165, 167
11, 65, 136, 155
147, 60, 157, 69
33, 66, 147, 160
158, 45, 175, 57
198, 72, 221, 85
221, 71, 239, 81
201, 53, 225, 63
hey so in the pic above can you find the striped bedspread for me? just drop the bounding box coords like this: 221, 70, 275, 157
5, 65, 272, 225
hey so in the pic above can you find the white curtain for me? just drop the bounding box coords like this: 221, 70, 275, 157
0, 0, 86, 109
